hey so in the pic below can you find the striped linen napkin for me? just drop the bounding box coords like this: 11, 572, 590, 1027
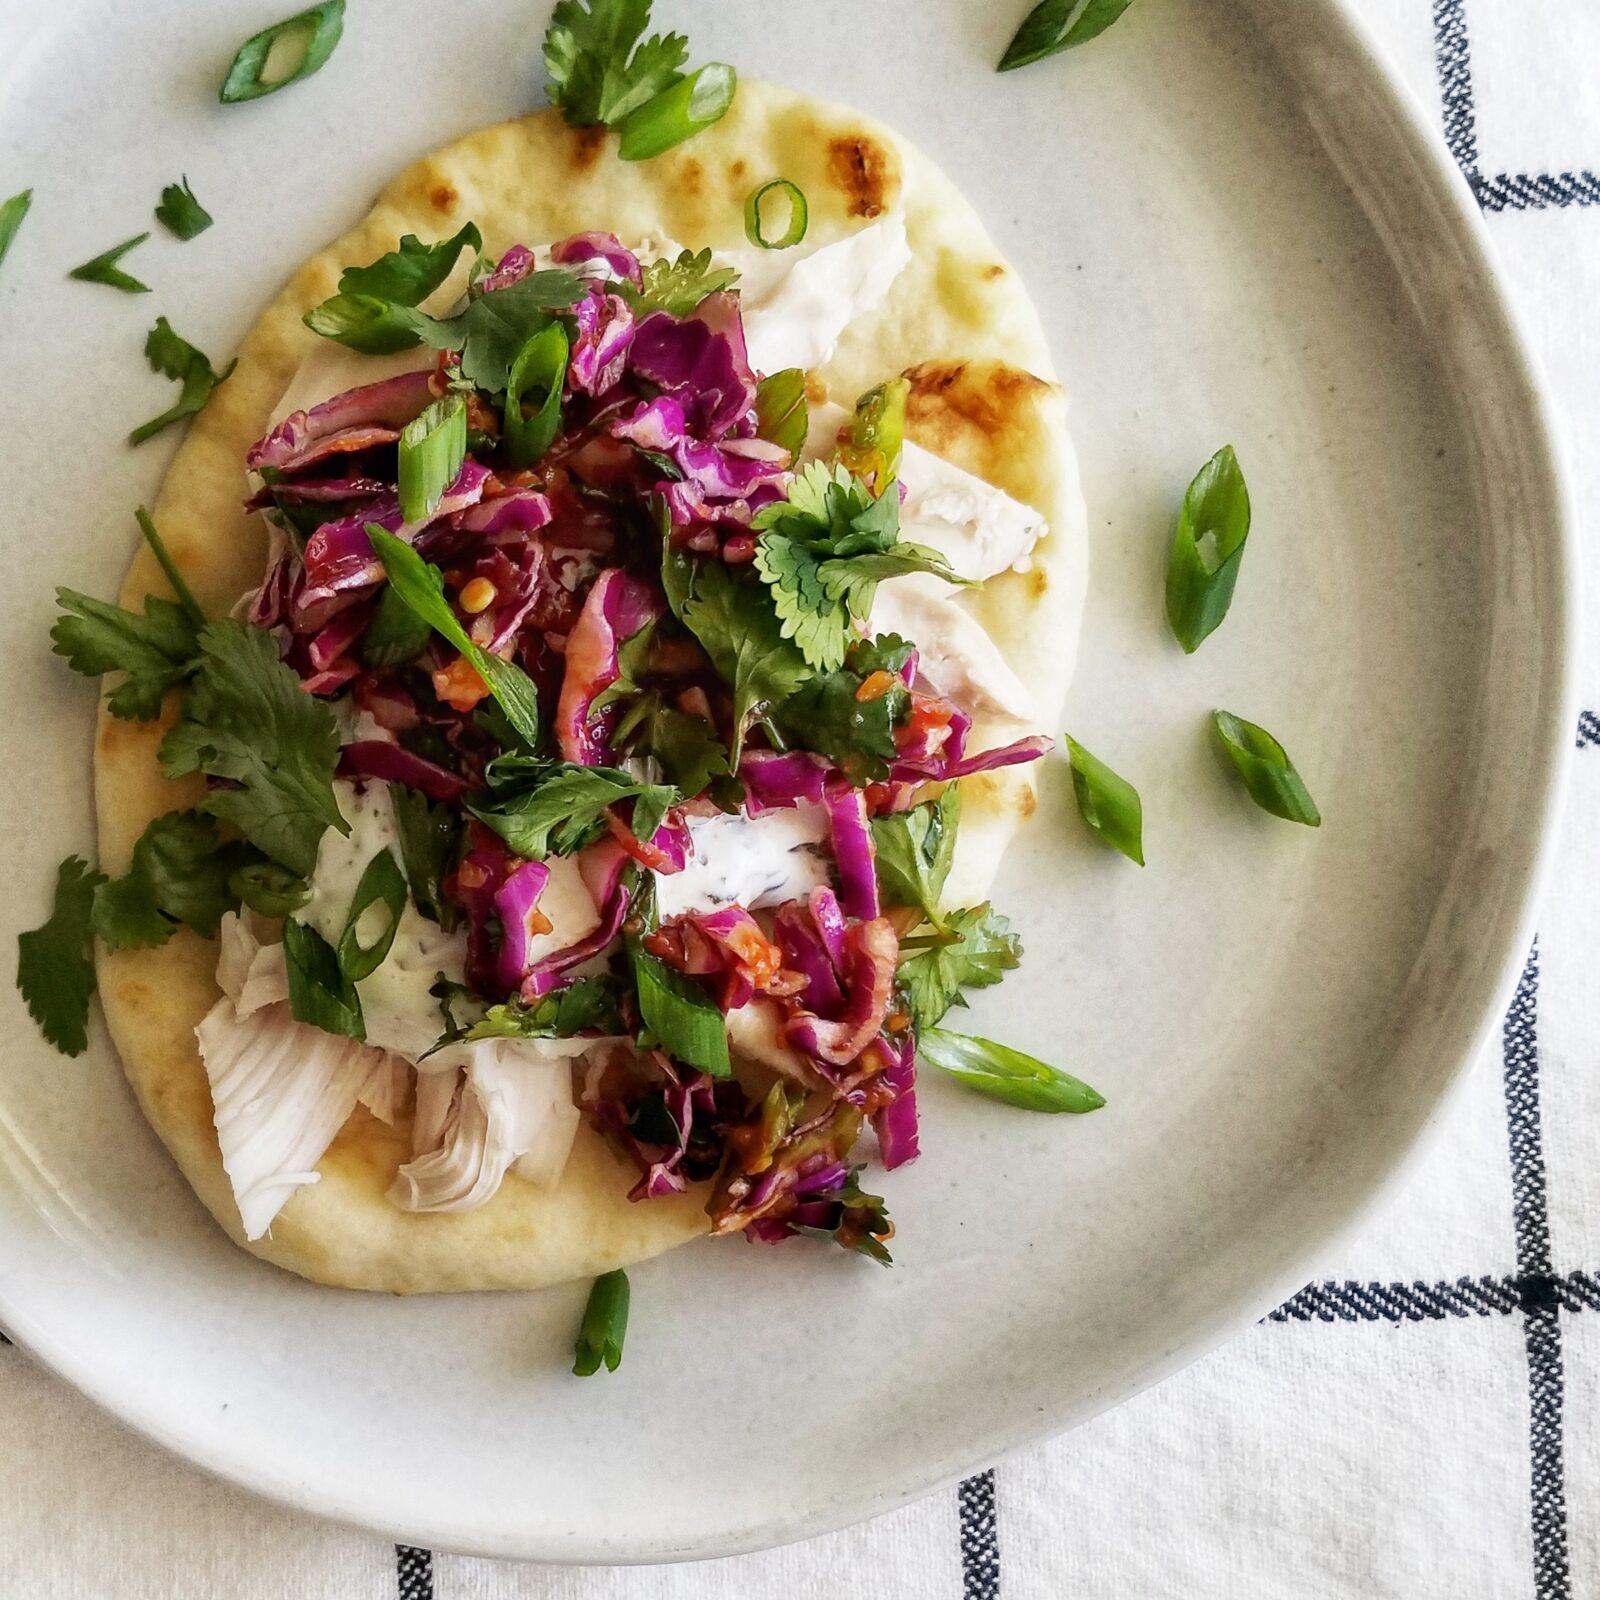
5, 2, 1600, 1595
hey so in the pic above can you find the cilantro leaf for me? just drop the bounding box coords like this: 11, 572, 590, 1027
68, 233, 151, 294
51, 589, 200, 720
470, 759, 677, 859
627, 704, 732, 797
130, 318, 237, 445
899, 903, 1021, 1032
753, 462, 968, 671
388, 784, 462, 930
662, 545, 811, 761
159, 620, 346, 877
155, 177, 212, 241
91, 811, 257, 950
771, 635, 913, 785
870, 787, 960, 927
543, 0, 689, 127
620, 248, 739, 319
18, 857, 106, 1057
303, 224, 482, 353
434, 274, 585, 393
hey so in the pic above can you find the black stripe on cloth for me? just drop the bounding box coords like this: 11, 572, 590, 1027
1270, 1276, 1519, 1322
1579, 711, 1600, 749
958, 1470, 1001, 1600
1501, 947, 1572, 1600
1432, 0, 1481, 175
1477, 172, 1600, 211
395, 1545, 434, 1600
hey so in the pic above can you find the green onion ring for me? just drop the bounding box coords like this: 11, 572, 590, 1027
744, 179, 810, 250
219, 0, 345, 104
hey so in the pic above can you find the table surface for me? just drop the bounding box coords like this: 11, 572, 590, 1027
5, 1, 1600, 1596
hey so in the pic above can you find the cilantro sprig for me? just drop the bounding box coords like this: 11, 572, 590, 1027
160, 619, 347, 877
753, 462, 969, 672
130, 318, 236, 445
470, 758, 677, 859
543, 0, 736, 159
619, 247, 739, 319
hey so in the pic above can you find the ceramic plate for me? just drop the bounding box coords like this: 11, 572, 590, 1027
0, 0, 1575, 1563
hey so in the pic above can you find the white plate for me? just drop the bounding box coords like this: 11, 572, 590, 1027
0, 0, 1576, 1564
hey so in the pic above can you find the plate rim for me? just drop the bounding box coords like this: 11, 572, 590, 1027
0, 0, 1581, 1563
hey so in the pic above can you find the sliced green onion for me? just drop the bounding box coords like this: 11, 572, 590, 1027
503, 322, 568, 468
628, 938, 731, 1077
283, 918, 364, 1039
68, 233, 150, 294
337, 848, 407, 981
838, 377, 908, 494
219, 0, 345, 104
744, 178, 809, 250
572, 1269, 630, 1376
1211, 710, 1321, 826
1165, 444, 1250, 653
919, 1029, 1105, 1114
134, 507, 206, 628
617, 63, 737, 161
397, 394, 467, 523
999, 0, 1135, 72
155, 177, 213, 241
1065, 735, 1144, 864
0, 190, 33, 277
753, 368, 808, 458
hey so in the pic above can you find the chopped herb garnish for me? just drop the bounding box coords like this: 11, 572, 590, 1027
159, 619, 347, 876
17, 857, 106, 1057
470, 758, 677, 859
219, 0, 346, 103
871, 787, 960, 928
1165, 445, 1250, 653
1065, 735, 1144, 864
629, 936, 731, 1076
0, 190, 33, 276
388, 785, 462, 930
619, 248, 738, 319
155, 177, 213, 241
68, 233, 151, 294
92, 811, 258, 949
744, 178, 809, 250
304, 223, 483, 354
662, 543, 811, 764
791, 1167, 895, 1264
1211, 710, 1321, 826
543, 0, 736, 159
918, 1029, 1105, 1114
617, 62, 737, 161
899, 903, 1020, 1032
544, 0, 689, 126
572, 1269, 630, 1376
365, 527, 543, 748
129, 318, 237, 445
771, 634, 915, 786
396, 394, 467, 524
753, 461, 968, 672
51, 588, 200, 721
283, 917, 364, 1039
998, 0, 1135, 72
463, 977, 626, 1045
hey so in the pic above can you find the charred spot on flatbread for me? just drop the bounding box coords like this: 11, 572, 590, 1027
903, 358, 1058, 494
826, 132, 899, 218
569, 124, 608, 172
